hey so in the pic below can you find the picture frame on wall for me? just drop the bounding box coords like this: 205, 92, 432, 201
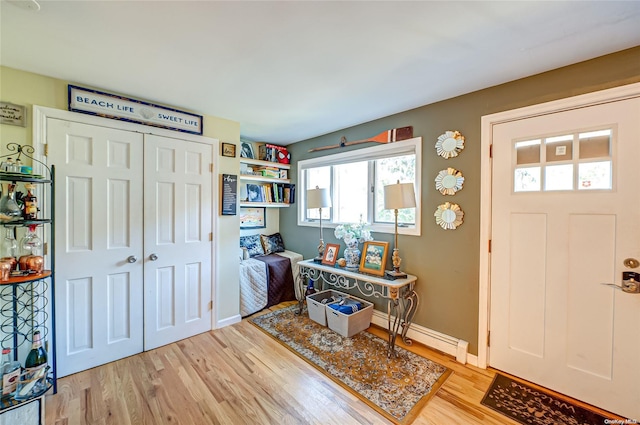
239, 207, 266, 229
359, 241, 389, 277
240, 141, 254, 159
321, 243, 340, 266
221, 142, 236, 158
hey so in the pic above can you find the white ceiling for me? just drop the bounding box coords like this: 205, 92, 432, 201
1, 1, 639, 144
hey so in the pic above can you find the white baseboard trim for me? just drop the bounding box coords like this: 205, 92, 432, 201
371, 310, 478, 366
216, 314, 241, 329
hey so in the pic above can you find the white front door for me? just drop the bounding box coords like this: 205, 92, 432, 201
143, 134, 213, 350
48, 118, 144, 377
490, 96, 640, 419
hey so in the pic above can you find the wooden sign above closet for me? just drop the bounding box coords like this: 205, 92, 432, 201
68, 85, 203, 135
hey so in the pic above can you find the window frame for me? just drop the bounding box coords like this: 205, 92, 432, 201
297, 137, 422, 236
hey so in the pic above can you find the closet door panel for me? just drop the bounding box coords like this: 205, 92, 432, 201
143, 134, 212, 350
49, 118, 144, 377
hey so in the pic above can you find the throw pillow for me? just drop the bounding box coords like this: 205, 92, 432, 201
260, 232, 285, 255
240, 234, 265, 257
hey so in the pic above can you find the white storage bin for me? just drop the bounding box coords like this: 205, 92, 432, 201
326, 295, 373, 337
306, 289, 348, 326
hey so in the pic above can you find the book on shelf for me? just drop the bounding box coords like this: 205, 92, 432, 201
241, 183, 295, 204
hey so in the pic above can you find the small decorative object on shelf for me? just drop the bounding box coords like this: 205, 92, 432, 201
1, 348, 21, 397
22, 184, 38, 220
0, 184, 22, 223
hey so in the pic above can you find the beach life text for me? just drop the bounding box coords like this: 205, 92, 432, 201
68, 85, 202, 135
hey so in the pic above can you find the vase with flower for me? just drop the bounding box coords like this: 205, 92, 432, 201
334, 220, 373, 269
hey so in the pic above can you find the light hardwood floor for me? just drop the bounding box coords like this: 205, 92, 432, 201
42, 303, 583, 425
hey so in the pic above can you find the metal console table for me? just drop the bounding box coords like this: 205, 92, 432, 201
298, 259, 418, 357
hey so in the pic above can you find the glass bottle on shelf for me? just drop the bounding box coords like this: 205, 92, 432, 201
0, 184, 22, 223
1, 348, 21, 397
1, 227, 18, 271
24, 330, 48, 373
22, 184, 38, 220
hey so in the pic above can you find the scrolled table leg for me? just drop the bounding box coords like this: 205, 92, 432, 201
400, 289, 419, 345
387, 298, 402, 358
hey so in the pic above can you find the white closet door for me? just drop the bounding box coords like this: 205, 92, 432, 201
48, 118, 144, 377
143, 134, 213, 350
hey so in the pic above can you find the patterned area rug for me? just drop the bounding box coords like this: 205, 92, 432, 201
250, 305, 450, 424
481, 374, 616, 425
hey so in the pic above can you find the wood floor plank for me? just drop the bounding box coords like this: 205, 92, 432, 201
44, 302, 576, 424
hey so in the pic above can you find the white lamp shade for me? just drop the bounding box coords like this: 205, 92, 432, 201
384, 182, 416, 209
307, 187, 332, 209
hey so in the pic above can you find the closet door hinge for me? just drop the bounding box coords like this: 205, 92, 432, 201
487, 331, 491, 347
489, 144, 493, 158
209, 232, 213, 241
209, 163, 213, 173
208, 300, 213, 311
44, 144, 49, 157
43, 242, 48, 256
488, 239, 492, 253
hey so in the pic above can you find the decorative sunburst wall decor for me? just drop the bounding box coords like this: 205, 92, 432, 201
434, 168, 464, 195
434, 202, 464, 230
435, 130, 465, 159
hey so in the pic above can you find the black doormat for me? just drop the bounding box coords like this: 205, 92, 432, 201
481, 374, 617, 425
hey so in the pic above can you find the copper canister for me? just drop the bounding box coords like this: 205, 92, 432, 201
0, 261, 12, 281
26, 256, 44, 273
0, 257, 17, 271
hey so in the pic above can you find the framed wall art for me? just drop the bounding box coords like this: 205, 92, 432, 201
359, 241, 389, 276
221, 142, 236, 158
239, 207, 266, 229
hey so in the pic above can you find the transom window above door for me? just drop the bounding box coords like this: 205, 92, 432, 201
513, 128, 614, 193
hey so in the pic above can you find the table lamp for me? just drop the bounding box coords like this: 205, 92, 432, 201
383, 181, 416, 278
307, 186, 332, 263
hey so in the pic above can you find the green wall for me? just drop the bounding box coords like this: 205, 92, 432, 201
280, 46, 640, 355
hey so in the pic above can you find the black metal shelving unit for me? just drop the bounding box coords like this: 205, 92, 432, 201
0, 143, 55, 412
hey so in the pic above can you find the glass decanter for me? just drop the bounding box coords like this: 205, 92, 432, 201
20, 225, 42, 256
1, 227, 17, 259
0, 184, 22, 222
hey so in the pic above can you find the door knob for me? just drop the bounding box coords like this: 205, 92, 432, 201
149, 253, 158, 261
127, 256, 137, 263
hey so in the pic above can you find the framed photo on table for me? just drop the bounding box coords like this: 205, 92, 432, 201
322, 243, 340, 266
359, 241, 389, 276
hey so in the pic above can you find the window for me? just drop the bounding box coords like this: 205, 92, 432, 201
513, 128, 613, 193
298, 137, 421, 236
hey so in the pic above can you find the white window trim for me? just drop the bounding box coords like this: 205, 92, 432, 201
297, 136, 422, 236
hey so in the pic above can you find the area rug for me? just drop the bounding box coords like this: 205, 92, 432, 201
250, 305, 450, 425
481, 373, 615, 425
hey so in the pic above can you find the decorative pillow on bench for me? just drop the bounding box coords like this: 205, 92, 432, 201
260, 232, 286, 255
239, 234, 265, 258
